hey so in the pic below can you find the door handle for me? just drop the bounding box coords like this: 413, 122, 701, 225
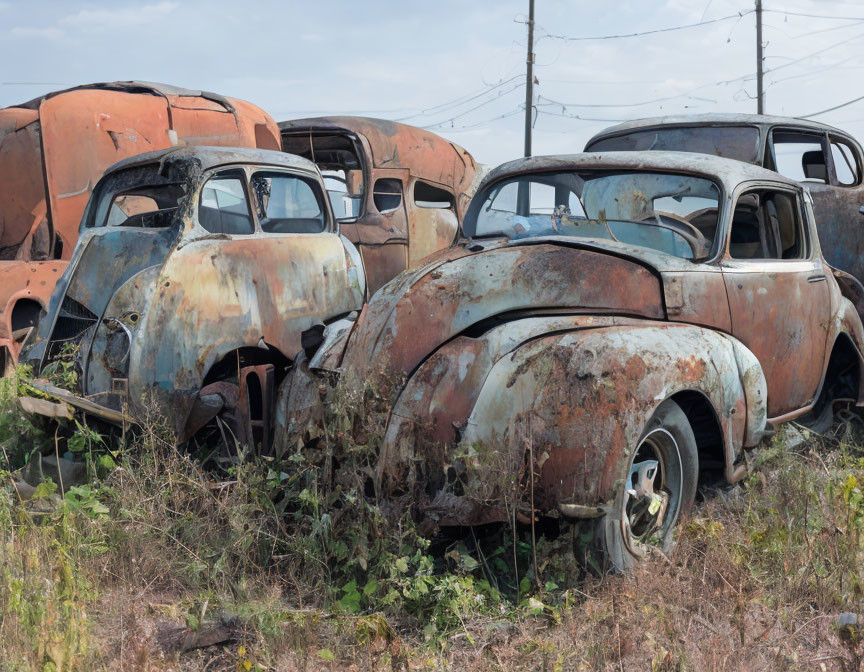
808, 274, 827, 283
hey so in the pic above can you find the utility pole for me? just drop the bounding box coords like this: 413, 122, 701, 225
756, 0, 764, 114
524, 0, 535, 157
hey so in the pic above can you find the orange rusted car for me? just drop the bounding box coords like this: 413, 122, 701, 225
0, 81, 280, 373
280, 117, 481, 294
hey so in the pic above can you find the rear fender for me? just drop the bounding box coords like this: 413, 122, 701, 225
386, 322, 766, 525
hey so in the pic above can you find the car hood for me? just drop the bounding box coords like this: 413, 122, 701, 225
25, 227, 178, 373
339, 238, 666, 386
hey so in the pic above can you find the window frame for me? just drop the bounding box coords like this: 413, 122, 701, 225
193, 165, 335, 237
828, 134, 863, 187
372, 177, 404, 214
464, 168, 728, 263
249, 169, 329, 235
766, 127, 831, 185
724, 181, 812, 262
197, 168, 256, 236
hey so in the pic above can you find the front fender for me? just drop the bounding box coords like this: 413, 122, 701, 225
381, 321, 766, 525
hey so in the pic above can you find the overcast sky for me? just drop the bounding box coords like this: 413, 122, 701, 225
2, 0, 864, 166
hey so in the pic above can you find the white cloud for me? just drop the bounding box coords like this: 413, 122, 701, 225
60, 1, 177, 30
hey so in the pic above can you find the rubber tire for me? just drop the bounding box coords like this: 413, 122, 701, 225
584, 399, 699, 574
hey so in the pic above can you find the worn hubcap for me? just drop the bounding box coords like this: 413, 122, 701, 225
622, 428, 681, 558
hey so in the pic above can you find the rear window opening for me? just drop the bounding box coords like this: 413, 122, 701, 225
90, 164, 188, 229
282, 132, 364, 221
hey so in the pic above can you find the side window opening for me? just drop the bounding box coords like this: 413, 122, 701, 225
250, 171, 326, 234
199, 172, 254, 235
373, 178, 403, 213
772, 130, 828, 183
830, 138, 861, 186
414, 181, 455, 209
729, 190, 804, 260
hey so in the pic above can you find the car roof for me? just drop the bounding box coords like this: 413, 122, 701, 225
9, 80, 239, 112
587, 113, 851, 146
104, 145, 317, 176
277, 115, 478, 185
483, 151, 800, 190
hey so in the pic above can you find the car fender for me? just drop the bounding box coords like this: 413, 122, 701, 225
380, 321, 767, 526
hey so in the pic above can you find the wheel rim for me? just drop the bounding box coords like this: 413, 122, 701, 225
621, 427, 684, 558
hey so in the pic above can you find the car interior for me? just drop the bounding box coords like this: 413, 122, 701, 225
729, 190, 803, 260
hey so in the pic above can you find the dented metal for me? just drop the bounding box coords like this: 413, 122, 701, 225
0, 81, 280, 370
279, 117, 481, 294
305, 151, 864, 527
23, 146, 366, 442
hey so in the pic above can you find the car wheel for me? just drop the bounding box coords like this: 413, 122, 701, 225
580, 399, 698, 573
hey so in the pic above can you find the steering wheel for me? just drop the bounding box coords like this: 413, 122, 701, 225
637, 212, 709, 258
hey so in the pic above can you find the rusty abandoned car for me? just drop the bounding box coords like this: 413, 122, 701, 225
22, 145, 365, 451
279, 116, 480, 294
0, 81, 281, 373
19, 137, 864, 568
586, 114, 864, 285
273, 150, 864, 570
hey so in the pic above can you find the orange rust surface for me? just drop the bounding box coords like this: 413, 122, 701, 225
0, 82, 280, 370
0, 261, 66, 367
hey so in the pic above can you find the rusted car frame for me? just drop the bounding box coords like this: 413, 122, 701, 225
585, 114, 864, 286
23, 146, 365, 449
277, 151, 864, 570
0, 81, 281, 372
279, 117, 481, 294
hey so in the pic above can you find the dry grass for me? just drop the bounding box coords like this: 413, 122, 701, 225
3, 363, 864, 670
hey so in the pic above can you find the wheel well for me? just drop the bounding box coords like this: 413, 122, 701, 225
671, 390, 726, 489
822, 333, 860, 403
10, 299, 42, 335
805, 333, 861, 423
201, 344, 292, 387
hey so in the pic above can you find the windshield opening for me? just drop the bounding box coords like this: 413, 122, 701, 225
89, 164, 188, 229
586, 126, 761, 165
467, 170, 722, 261
282, 132, 364, 221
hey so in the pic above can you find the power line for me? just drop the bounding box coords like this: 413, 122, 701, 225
537, 92, 716, 109
537, 109, 630, 123
419, 83, 525, 129
763, 29, 864, 75
538, 10, 753, 42
764, 8, 864, 21
800, 93, 864, 118
422, 107, 524, 133
392, 75, 524, 122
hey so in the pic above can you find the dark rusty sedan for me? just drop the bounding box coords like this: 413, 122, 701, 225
586, 114, 864, 287
282, 150, 864, 570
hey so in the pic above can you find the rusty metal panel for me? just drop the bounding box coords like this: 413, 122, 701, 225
39, 90, 173, 258
0, 110, 46, 257
342, 244, 665, 384
662, 269, 732, 333
722, 259, 830, 418
374, 322, 763, 526
0, 261, 66, 368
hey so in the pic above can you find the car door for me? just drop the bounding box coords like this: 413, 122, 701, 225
767, 126, 864, 284
721, 183, 831, 419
